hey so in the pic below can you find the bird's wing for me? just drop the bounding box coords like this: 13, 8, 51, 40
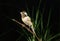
22, 16, 32, 26
25, 17, 35, 33
22, 16, 35, 33
22, 16, 31, 21
26, 16, 31, 21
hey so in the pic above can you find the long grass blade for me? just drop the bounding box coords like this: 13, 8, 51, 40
17, 28, 29, 38
47, 33, 60, 41
31, 6, 34, 22
47, 8, 51, 28
37, 19, 41, 28
35, 9, 39, 27
44, 8, 52, 41
40, 14, 43, 31
43, 27, 51, 41
16, 30, 24, 41
35, 0, 42, 27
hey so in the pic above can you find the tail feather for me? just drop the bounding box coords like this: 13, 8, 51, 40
31, 25, 35, 34
31, 25, 36, 41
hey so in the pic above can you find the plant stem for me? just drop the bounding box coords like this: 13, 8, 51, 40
11, 19, 40, 41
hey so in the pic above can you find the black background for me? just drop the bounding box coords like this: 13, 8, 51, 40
0, 0, 60, 41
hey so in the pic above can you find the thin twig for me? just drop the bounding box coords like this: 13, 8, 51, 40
11, 19, 40, 41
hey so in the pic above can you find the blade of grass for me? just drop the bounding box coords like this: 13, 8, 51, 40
47, 33, 60, 41
47, 8, 51, 28
35, 9, 39, 27
27, 37, 31, 41
32, 6, 34, 22
40, 6, 45, 31
38, 0, 42, 8
44, 29, 48, 41
44, 8, 52, 41
40, 14, 44, 31
16, 30, 24, 41
37, 19, 41, 28
44, 10, 51, 41
16, 30, 30, 41
0, 28, 13, 37
36, 19, 41, 36
35, 0, 42, 27
44, 25, 52, 41
16, 27, 29, 38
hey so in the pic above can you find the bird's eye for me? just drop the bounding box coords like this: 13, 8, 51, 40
24, 14, 27, 16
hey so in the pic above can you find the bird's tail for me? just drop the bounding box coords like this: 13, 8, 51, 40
31, 25, 35, 34
31, 25, 36, 41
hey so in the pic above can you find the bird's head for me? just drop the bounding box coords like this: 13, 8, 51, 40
20, 11, 28, 18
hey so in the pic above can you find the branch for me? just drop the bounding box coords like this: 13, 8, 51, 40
11, 19, 40, 41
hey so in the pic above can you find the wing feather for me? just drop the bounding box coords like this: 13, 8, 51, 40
22, 16, 32, 26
